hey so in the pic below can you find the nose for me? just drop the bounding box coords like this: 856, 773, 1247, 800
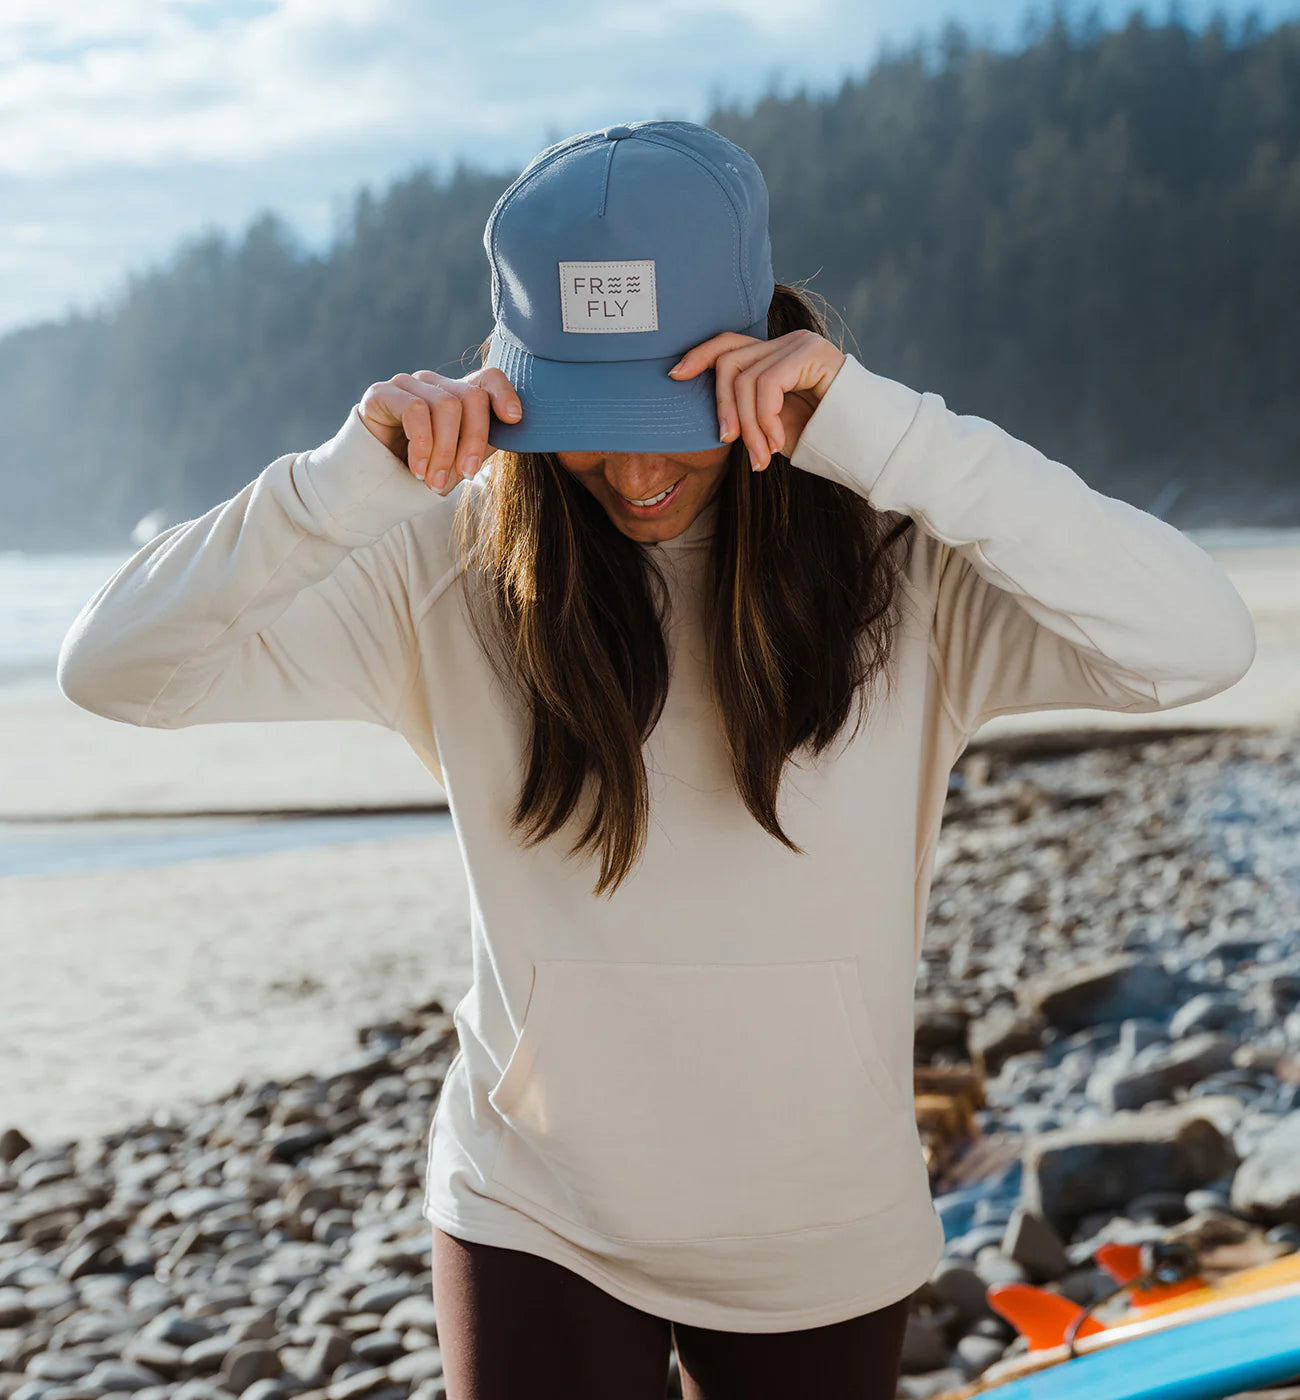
605, 455, 677, 495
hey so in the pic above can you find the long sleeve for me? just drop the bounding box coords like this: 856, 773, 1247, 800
789, 354, 1256, 737
58, 405, 452, 730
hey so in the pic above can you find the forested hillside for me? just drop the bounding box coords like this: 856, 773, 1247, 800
4, 5, 1297, 549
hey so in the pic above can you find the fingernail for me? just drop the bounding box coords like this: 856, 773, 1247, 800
505, 404, 521, 418
413, 460, 426, 479
432, 468, 448, 489
749, 453, 759, 471
463, 455, 479, 477
668, 362, 683, 376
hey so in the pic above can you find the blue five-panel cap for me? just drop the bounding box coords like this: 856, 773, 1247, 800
482, 119, 776, 454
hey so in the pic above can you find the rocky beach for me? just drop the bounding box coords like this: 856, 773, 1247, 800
898, 721, 1300, 1398
3, 720, 1300, 1399
3, 530, 1300, 1397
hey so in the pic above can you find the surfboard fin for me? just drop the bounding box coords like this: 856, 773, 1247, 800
986, 1282, 1109, 1350
1095, 1241, 1206, 1304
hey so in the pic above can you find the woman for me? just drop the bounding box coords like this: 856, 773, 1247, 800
58, 120, 1256, 1399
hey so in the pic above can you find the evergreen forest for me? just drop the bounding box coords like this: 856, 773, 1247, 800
3, 4, 1297, 549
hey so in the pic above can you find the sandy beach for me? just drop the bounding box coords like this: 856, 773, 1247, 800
3, 536, 1298, 1149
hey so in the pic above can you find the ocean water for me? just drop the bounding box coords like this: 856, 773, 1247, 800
0, 548, 133, 689
0, 546, 450, 876
0, 810, 452, 879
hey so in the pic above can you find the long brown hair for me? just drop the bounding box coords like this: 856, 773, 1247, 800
451, 281, 915, 898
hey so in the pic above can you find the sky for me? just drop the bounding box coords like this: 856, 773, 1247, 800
0, 0, 1295, 339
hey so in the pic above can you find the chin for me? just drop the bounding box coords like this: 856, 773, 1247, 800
612, 518, 683, 542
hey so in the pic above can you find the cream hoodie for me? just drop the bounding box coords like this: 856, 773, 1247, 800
57, 354, 1256, 1332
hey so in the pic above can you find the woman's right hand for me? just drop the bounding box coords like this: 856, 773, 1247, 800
358, 368, 524, 493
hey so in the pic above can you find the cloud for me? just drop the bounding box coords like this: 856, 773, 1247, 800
0, 0, 828, 176
0, 0, 479, 173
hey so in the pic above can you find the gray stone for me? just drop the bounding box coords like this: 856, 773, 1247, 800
972, 1250, 1029, 1287
1184, 1187, 1232, 1214
1022, 1102, 1238, 1230
6, 1184, 107, 1230
240, 1384, 288, 1400
969, 1007, 1046, 1076
1087, 1033, 1238, 1111
914, 1000, 971, 1059
325, 1370, 394, 1400
82, 1363, 165, 1393
120, 1339, 184, 1376
1169, 993, 1240, 1038
59, 1242, 123, 1282
350, 1283, 419, 1317
166, 1189, 240, 1222
220, 1344, 281, 1393
387, 1350, 442, 1385
25, 1285, 77, 1317
180, 1337, 233, 1374
1001, 1207, 1069, 1281
924, 1260, 995, 1325
1230, 1112, 1300, 1225
351, 1332, 403, 1366
1019, 956, 1188, 1035
0, 1127, 33, 1162
946, 1225, 1006, 1260
896, 1372, 973, 1400
298, 1295, 348, 1328
141, 1313, 212, 1348
172, 1383, 226, 1400
24, 1358, 95, 1384
954, 1332, 1008, 1377
0, 1291, 33, 1328
227, 1315, 276, 1345
302, 1330, 351, 1383
1118, 1019, 1166, 1060
379, 1297, 437, 1334
1127, 1190, 1191, 1224
898, 1312, 949, 1374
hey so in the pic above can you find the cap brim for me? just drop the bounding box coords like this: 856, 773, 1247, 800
483, 318, 767, 454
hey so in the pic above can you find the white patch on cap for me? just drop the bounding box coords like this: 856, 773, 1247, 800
558, 260, 657, 333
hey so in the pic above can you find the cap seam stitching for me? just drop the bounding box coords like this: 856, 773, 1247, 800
635, 130, 747, 319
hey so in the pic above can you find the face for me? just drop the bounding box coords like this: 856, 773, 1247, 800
553, 444, 733, 543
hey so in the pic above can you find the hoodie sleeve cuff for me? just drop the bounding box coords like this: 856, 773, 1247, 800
294, 403, 446, 546
788, 353, 926, 499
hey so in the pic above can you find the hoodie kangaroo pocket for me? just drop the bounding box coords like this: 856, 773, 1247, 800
486, 957, 913, 1243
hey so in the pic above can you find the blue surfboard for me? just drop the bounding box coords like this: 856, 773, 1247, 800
984, 1289, 1300, 1400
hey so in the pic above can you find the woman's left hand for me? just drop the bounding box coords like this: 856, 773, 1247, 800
666, 329, 847, 471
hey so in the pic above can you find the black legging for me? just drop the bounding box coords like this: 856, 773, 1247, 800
431, 1226, 913, 1399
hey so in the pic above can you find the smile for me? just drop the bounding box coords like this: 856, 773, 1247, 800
618, 478, 683, 514
624, 483, 677, 506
